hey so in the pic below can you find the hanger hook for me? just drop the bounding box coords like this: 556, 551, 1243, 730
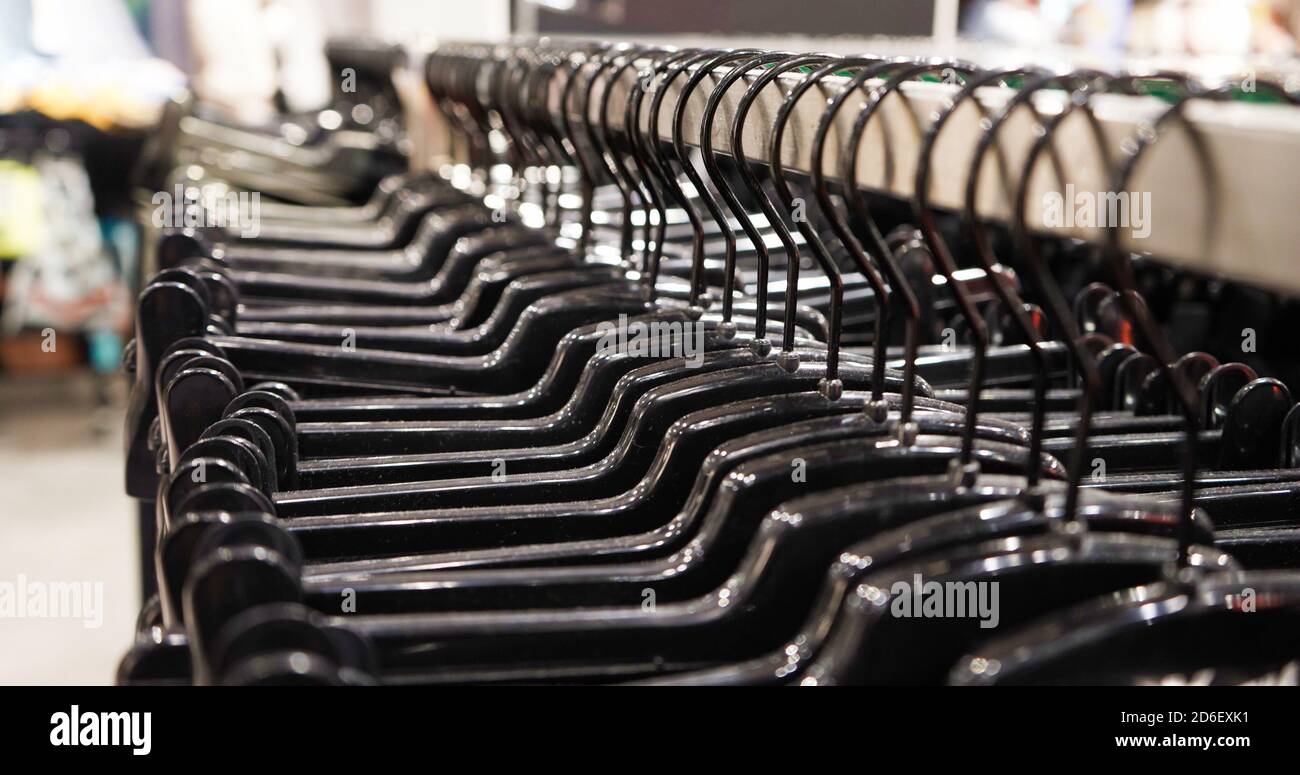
814, 58, 917, 421
862, 60, 986, 460
995, 70, 1118, 524
646, 48, 722, 317
556, 46, 609, 256
730, 53, 836, 366
626, 48, 700, 301
806, 59, 905, 407
697, 51, 798, 342
571, 45, 628, 257
526, 51, 575, 228
583, 45, 643, 262
671, 49, 767, 315
847, 60, 981, 455
943, 67, 1074, 498
771, 56, 885, 400
602, 46, 672, 274
620, 48, 683, 284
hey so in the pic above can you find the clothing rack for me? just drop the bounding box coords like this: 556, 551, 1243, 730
115, 35, 1300, 688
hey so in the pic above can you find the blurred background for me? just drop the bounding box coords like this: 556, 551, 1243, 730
0, 0, 1297, 684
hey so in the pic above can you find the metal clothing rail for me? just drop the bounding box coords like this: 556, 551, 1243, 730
529, 48, 1300, 294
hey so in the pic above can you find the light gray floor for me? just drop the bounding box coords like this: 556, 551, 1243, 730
0, 373, 138, 685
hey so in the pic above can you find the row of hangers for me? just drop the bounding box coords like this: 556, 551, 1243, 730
118, 39, 1300, 685
134, 39, 409, 209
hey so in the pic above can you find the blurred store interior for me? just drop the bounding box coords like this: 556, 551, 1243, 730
1, 0, 1299, 683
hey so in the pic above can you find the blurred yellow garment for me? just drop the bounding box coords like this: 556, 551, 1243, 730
0, 160, 47, 259
23, 82, 158, 130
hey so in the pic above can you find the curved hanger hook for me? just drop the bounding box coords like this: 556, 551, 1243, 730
731, 52, 837, 367
648, 48, 729, 315
458, 50, 495, 177
933, 66, 1065, 493
498, 51, 546, 212
804, 59, 898, 406
496, 48, 545, 174
812, 58, 918, 419
698, 50, 797, 342
583, 45, 644, 262
439, 50, 493, 176
601, 46, 673, 270
671, 48, 767, 312
484, 50, 521, 166
426, 49, 467, 162
771, 56, 885, 400
434, 49, 472, 166
620, 48, 679, 281
480, 52, 522, 176
524, 52, 576, 227
625, 48, 697, 300
573, 45, 634, 258
976, 70, 1116, 523
1099, 73, 1298, 568
502, 48, 568, 219
846, 60, 982, 459
546, 43, 605, 227
557, 45, 612, 256
432, 49, 469, 163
